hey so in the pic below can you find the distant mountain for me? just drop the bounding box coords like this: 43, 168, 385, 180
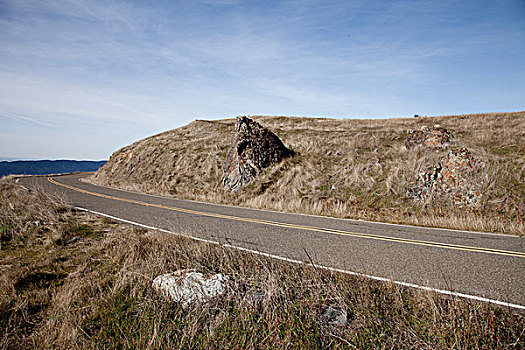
0, 160, 107, 177
0, 157, 27, 161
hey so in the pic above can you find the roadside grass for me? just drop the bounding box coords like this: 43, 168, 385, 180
89, 112, 525, 235
1, 179, 524, 349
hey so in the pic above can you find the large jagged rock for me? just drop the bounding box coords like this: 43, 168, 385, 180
405, 125, 454, 149
407, 148, 483, 206
222, 116, 293, 193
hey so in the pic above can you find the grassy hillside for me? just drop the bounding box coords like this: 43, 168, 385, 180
1, 179, 524, 349
90, 112, 525, 235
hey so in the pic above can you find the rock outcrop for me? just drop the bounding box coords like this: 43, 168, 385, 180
222, 116, 293, 192
405, 125, 453, 149
152, 269, 230, 307
407, 148, 483, 206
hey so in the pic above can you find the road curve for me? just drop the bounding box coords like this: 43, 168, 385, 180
21, 174, 525, 308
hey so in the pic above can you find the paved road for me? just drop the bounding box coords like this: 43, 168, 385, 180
21, 174, 525, 308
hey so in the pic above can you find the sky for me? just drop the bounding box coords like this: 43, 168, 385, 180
1, 0, 524, 160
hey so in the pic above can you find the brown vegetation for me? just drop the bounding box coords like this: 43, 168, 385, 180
90, 111, 525, 235
1, 179, 524, 349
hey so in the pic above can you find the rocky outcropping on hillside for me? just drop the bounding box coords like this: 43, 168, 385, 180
407, 148, 483, 206
222, 116, 294, 193
405, 125, 453, 149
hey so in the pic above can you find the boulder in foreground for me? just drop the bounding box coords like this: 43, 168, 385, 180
152, 269, 230, 307
222, 116, 294, 192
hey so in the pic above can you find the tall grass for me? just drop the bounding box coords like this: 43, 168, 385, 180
1, 179, 524, 349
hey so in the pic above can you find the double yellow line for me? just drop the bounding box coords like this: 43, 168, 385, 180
48, 177, 525, 258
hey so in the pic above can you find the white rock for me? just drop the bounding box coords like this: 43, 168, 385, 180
152, 269, 229, 307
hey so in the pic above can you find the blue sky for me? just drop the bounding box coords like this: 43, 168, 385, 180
1, 0, 524, 160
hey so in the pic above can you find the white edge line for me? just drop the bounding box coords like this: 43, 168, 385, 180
78, 177, 516, 238
76, 206, 525, 311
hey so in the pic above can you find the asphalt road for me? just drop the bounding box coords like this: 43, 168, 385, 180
21, 174, 525, 308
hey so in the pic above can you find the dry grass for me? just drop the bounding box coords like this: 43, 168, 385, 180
89, 112, 525, 235
1, 179, 524, 349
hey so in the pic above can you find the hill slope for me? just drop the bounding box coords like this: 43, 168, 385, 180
90, 112, 525, 235
0, 160, 106, 177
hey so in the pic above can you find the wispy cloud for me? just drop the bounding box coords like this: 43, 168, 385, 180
0, 111, 56, 128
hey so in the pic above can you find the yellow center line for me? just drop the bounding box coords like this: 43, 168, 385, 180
48, 177, 525, 258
